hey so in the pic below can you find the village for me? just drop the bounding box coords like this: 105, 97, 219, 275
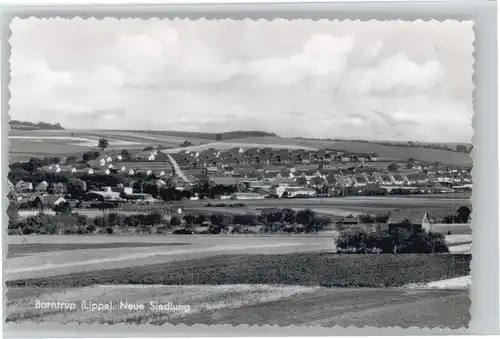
8, 141, 473, 210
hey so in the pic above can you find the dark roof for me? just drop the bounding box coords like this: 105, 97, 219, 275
209, 176, 245, 186
387, 209, 429, 225
392, 174, 404, 181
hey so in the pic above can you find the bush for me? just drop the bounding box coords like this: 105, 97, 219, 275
86, 224, 96, 234
53, 201, 72, 214
105, 227, 114, 234
137, 225, 152, 234
169, 216, 181, 226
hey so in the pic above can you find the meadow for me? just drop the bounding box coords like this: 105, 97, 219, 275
9, 129, 472, 166
5, 235, 471, 327
229, 136, 472, 167
8, 129, 211, 162
5, 284, 469, 327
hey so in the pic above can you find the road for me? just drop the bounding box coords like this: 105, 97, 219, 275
165, 153, 192, 184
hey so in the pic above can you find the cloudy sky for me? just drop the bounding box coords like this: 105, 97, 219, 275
10, 19, 474, 142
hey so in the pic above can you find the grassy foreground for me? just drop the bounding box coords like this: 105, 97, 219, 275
7, 253, 471, 288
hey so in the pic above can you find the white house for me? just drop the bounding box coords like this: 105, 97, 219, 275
88, 168, 94, 175
390, 174, 405, 185
55, 167, 61, 173
147, 170, 153, 176
108, 164, 114, 169
285, 187, 316, 198
129, 169, 135, 175
100, 159, 106, 167
116, 154, 123, 161
231, 192, 266, 200
71, 168, 77, 174
156, 179, 166, 187
160, 171, 166, 176
148, 154, 156, 161
105, 169, 111, 175
106, 156, 112, 163
121, 166, 127, 171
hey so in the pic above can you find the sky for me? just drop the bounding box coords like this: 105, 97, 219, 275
9, 18, 474, 142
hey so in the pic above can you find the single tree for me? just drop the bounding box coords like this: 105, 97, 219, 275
456, 206, 471, 223
98, 138, 109, 151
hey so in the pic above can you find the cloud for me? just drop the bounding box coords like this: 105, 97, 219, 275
9, 18, 474, 142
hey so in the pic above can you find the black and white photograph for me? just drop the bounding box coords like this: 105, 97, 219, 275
5, 18, 473, 328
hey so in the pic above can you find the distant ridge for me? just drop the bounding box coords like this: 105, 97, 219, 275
217, 130, 277, 140
9, 120, 64, 131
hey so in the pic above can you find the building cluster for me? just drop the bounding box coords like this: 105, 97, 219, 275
8, 145, 472, 204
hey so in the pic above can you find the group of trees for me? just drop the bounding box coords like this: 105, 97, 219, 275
8, 208, 169, 236
174, 208, 331, 235
336, 228, 449, 254
9, 120, 64, 130
258, 208, 331, 233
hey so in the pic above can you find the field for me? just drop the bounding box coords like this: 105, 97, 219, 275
5, 284, 469, 327
8, 129, 211, 162
5, 234, 471, 327
182, 196, 472, 221
6, 242, 471, 328
9, 129, 472, 166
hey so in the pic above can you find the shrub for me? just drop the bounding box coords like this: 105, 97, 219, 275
86, 224, 96, 234
169, 216, 181, 226
53, 201, 72, 214
93, 216, 107, 228
105, 227, 114, 234
137, 225, 152, 234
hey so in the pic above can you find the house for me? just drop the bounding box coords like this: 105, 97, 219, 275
231, 192, 266, 200
379, 174, 393, 185
416, 173, 429, 184
88, 168, 94, 175
391, 174, 405, 185
278, 187, 316, 198
363, 174, 376, 184
28, 194, 66, 209
209, 176, 246, 187
205, 165, 218, 173
353, 175, 367, 187
386, 209, 433, 233
51, 182, 68, 194
35, 181, 49, 192
337, 216, 360, 226
223, 167, 234, 175
15, 181, 33, 193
